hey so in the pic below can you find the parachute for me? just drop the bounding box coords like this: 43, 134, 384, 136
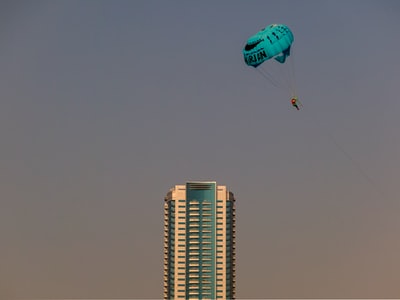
243, 24, 297, 98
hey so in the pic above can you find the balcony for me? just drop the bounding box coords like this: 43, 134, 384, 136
189, 257, 199, 261
189, 268, 199, 273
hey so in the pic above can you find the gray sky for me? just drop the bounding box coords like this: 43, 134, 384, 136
1, 0, 400, 298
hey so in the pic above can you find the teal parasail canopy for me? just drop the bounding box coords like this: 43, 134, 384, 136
243, 24, 294, 67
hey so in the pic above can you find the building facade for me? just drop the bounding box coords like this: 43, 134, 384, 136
163, 181, 236, 299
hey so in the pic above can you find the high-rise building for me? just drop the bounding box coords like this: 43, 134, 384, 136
163, 181, 236, 299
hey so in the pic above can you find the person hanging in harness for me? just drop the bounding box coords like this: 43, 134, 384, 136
291, 97, 300, 110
